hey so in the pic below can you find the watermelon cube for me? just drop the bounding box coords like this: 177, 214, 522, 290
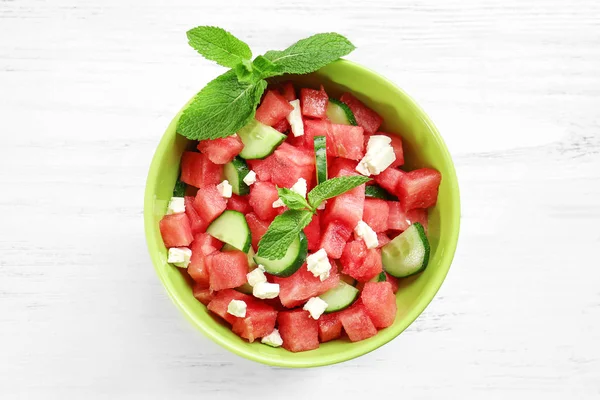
304, 214, 321, 252
361, 282, 397, 328
363, 198, 390, 232
387, 201, 410, 231
407, 208, 429, 232
249, 181, 280, 221
318, 312, 343, 343
245, 212, 270, 250
273, 118, 291, 133
304, 118, 334, 151
246, 155, 276, 182
384, 272, 400, 293
339, 301, 377, 342
397, 168, 442, 210
300, 87, 328, 119
194, 185, 227, 225
231, 299, 278, 342
277, 310, 320, 352
330, 124, 365, 160
328, 158, 358, 178
341, 240, 382, 282
192, 283, 213, 305
255, 90, 294, 127
180, 151, 223, 188
184, 196, 208, 234
160, 213, 193, 248
187, 233, 222, 287
227, 194, 252, 214
374, 132, 404, 167
374, 167, 404, 196
323, 169, 365, 232
273, 264, 340, 308
376, 232, 391, 248
319, 221, 353, 259
340, 93, 382, 134
270, 143, 315, 189
206, 250, 249, 291
280, 81, 296, 101
207, 289, 254, 325
197, 135, 244, 165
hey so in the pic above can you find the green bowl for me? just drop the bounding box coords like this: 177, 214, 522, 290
144, 59, 460, 368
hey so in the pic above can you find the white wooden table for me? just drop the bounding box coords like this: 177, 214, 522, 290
1, 0, 599, 398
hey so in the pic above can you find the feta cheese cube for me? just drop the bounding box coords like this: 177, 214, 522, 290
354, 221, 379, 249
306, 249, 331, 281
355, 135, 396, 177
166, 197, 185, 214
286, 99, 304, 137
216, 180, 233, 198
355, 159, 371, 176
253, 282, 280, 299
247, 268, 267, 287
227, 300, 247, 318
290, 178, 308, 198
365, 146, 396, 175
261, 329, 283, 347
303, 297, 328, 319
367, 135, 392, 152
272, 198, 285, 208
167, 247, 192, 268
257, 264, 266, 272
242, 170, 257, 186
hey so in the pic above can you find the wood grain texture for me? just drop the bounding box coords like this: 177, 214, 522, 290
1, 0, 599, 398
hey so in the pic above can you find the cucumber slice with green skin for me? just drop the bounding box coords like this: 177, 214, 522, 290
326, 98, 357, 126
207, 210, 251, 253
382, 222, 430, 278
254, 232, 307, 277
223, 157, 251, 195
237, 119, 286, 159
173, 179, 186, 197
373, 271, 387, 282
319, 281, 360, 313
365, 185, 398, 201
314, 136, 328, 185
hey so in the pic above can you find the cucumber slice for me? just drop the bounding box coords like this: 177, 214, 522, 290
173, 179, 186, 197
382, 222, 430, 278
223, 157, 251, 195
326, 98, 357, 126
365, 185, 398, 201
207, 210, 251, 253
319, 281, 359, 313
254, 232, 307, 277
314, 136, 327, 185
373, 271, 387, 282
237, 119, 286, 159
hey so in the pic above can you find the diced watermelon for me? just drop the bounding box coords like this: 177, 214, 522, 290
318, 312, 343, 342
249, 181, 280, 221
184, 196, 208, 234
323, 169, 365, 232
361, 282, 397, 328
406, 208, 429, 232
227, 194, 252, 214
303, 119, 334, 151
340, 240, 382, 282
185, 185, 199, 197
159, 213, 193, 248
188, 233, 222, 287
363, 198, 389, 232
207, 289, 254, 325
397, 168, 442, 210
255, 90, 294, 127
197, 135, 244, 165
376, 232, 391, 248
192, 283, 213, 305
339, 301, 378, 342
194, 185, 227, 225
180, 151, 223, 188
279, 81, 296, 101
374, 132, 404, 167
300, 87, 328, 119
206, 250, 249, 291
328, 158, 358, 178
384, 272, 400, 293
231, 299, 278, 342
270, 143, 315, 188
330, 124, 365, 160
340, 93, 382, 134
304, 214, 321, 252
319, 221, 353, 259
273, 264, 340, 308
245, 212, 270, 250
273, 118, 291, 133
387, 201, 410, 231
247, 155, 276, 182
374, 167, 404, 195
277, 310, 320, 352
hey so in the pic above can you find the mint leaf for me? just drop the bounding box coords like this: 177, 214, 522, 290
263, 33, 355, 76
177, 70, 267, 140
257, 210, 313, 259
252, 55, 283, 78
308, 176, 371, 209
187, 26, 252, 68
277, 188, 311, 211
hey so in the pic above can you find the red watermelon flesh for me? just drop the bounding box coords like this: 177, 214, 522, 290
341, 241, 383, 282
192, 283, 213, 305
206, 250, 249, 291
245, 212, 270, 250
374, 167, 404, 196
323, 169, 365, 232
374, 132, 404, 167
387, 201, 410, 231
361, 282, 397, 328
304, 214, 321, 252
184, 196, 208, 234
339, 301, 378, 342
278, 309, 320, 352
304, 119, 336, 152
319, 221, 353, 259
270, 143, 315, 188
330, 124, 365, 160
227, 194, 252, 214
197, 135, 244, 165
397, 168, 442, 210
249, 181, 280, 221
231, 299, 278, 342
376, 232, 391, 248
207, 289, 254, 325
273, 118, 291, 133
300, 87, 328, 119
318, 312, 343, 343
280, 81, 296, 101
273, 264, 340, 308
328, 158, 358, 178
247, 156, 276, 183
340, 93, 383, 134
160, 213, 193, 248
340, 239, 367, 275
255, 90, 294, 127
406, 208, 429, 232
194, 185, 227, 225
363, 198, 390, 232
180, 151, 223, 188
188, 233, 222, 287
385, 272, 400, 293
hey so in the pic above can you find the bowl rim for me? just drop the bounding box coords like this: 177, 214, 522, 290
144, 59, 461, 368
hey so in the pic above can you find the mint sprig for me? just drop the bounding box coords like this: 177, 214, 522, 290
177, 27, 355, 141
257, 176, 370, 260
